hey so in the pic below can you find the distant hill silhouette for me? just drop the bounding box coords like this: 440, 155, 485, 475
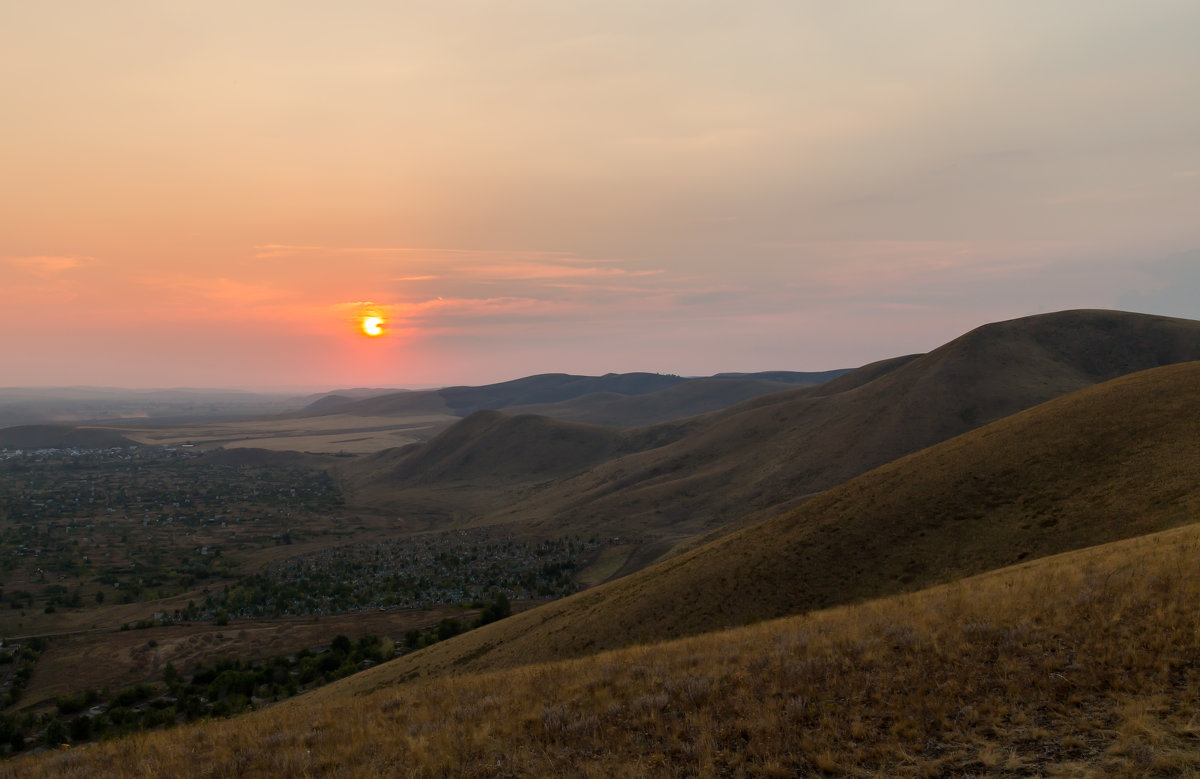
504, 376, 837, 427
300, 372, 690, 418
297, 370, 852, 426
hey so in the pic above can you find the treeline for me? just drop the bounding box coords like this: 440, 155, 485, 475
0, 638, 46, 709
403, 593, 511, 650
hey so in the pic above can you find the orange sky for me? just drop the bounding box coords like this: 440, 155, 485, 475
2, 2, 1199, 389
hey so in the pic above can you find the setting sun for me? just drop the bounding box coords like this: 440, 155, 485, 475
361, 316, 385, 337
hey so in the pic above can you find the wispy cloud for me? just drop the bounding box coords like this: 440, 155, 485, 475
131, 275, 293, 321
3, 255, 96, 275
455, 262, 662, 281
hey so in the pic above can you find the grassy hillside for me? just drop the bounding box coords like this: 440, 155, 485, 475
344, 359, 1200, 682
349, 310, 1200, 548
14, 519, 1200, 776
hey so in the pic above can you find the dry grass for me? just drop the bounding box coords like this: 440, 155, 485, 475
330, 361, 1200, 684
109, 413, 457, 454
10, 520, 1200, 777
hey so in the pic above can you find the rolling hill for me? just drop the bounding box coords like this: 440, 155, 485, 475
348, 310, 1200, 548
341, 358, 1200, 683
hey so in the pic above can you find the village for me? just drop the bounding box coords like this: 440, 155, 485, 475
0, 445, 344, 617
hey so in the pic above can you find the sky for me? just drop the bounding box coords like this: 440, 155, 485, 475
3, 1, 1199, 390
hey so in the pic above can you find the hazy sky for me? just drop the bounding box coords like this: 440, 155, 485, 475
3, 1, 1198, 389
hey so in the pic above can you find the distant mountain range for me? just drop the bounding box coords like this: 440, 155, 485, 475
296, 369, 850, 424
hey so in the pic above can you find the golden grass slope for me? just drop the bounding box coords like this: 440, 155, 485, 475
14, 516, 1200, 776
345, 359, 1200, 683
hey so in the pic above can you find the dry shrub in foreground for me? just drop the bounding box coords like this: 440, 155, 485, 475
10, 523, 1200, 777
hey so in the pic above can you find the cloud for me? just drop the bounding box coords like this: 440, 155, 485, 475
454, 261, 662, 281
4, 255, 96, 275
252, 244, 325, 259
134, 275, 291, 319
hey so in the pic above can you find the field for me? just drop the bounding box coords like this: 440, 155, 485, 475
105, 412, 457, 455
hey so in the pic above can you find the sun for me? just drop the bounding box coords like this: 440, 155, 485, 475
360, 315, 385, 337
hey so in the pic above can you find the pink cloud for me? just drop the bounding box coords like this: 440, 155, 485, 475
455, 261, 662, 281
4, 255, 96, 275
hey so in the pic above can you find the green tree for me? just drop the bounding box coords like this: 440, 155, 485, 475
69, 714, 92, 741
331, 634, 352, 655
436, 618, 462, 641
43, 716, 67, 747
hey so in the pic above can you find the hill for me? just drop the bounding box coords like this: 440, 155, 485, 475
350, 310, 1200, 546
300, 372, 690, 418
17, 514, 1200, 776
299, 370, 852, 427
364, 411, 630, 486
0, 424, 138, 450
344, 411, 697, 524
343, 359, 1200, 682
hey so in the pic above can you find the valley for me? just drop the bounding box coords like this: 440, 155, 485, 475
3, 309, 1200, 774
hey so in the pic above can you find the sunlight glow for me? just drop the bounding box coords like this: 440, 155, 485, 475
361, 316, 385, 337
